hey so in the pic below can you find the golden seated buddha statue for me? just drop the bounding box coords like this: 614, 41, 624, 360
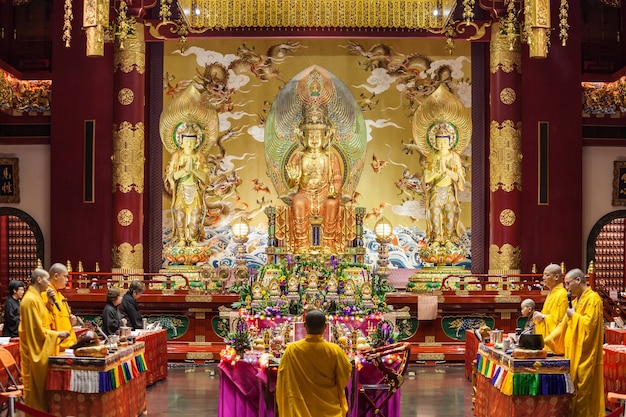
263, 65, 367, 258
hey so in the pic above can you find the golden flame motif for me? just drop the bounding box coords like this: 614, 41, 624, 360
489, 120, 522, 193
112, 243, 144, 269
112, 121, 145, 193
489, 243, 522, 273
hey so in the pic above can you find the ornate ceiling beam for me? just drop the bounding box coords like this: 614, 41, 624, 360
173, 0, 458, 31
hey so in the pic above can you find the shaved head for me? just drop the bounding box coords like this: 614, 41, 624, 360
305, 309, 326, 334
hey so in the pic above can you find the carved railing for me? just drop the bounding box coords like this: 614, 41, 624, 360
438, 273, 545, 294
66, 271, 213, 294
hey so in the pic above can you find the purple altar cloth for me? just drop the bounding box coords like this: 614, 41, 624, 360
218, 361, 262, 417
352, 362, 401, 417
218, 360, 401, 417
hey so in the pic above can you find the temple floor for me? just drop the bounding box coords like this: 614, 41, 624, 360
140, 363, 474, 417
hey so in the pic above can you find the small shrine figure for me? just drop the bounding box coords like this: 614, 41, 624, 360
326, 273, 339, 303
306, 272, 321, 304
287, 274, 300, 302
251, 282, 263, 307
263, 328, 272, 351
344, 278, 356, 303
307, 272, 318, 291
361, 281, 373, 308
268, 278, 281, 300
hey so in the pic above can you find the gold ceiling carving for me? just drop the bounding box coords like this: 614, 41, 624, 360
175, 0, 456, 30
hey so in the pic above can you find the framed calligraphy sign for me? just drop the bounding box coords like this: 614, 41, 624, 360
613, 161, 626, 206
0, 158, 19, 203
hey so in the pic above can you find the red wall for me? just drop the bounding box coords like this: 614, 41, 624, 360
520, 1, 583, 272
50, 0, 114, 270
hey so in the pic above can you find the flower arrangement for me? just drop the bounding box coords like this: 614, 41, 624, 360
368, 320, 398, 348
225, 317, 251, 356
232, 260, 394, 318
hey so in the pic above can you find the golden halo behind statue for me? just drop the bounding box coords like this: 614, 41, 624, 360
412, 83, 471, 157
160, 83, 219, 154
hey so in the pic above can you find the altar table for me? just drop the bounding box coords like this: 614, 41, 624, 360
135, 329, 168, 385
474, 344, 572, 417
606, 328, 626, 345
218, 359, 401, 417
46, 342, 147, 417
465, 329, 479, 380
604, 344, 626, 411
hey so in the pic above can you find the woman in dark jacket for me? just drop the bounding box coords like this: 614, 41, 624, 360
2, 280, 25, 337
120, 281, 146, 330
102, 287, 125, 335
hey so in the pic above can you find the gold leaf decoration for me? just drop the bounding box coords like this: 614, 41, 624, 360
489, 120, 522, 192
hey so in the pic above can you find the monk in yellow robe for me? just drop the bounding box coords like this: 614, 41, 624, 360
44, 262, 77, 353
277, 309, 352, 417
544, 268, 604, 417
533, 263, 568, 353
19, 268, 69, 412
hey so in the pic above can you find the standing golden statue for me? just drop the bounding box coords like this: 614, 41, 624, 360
164, 122, 209, 247
411, 83, 471, 264
265, 66, 367, 255
423, 122, 466, 244
160, 84, 219, 263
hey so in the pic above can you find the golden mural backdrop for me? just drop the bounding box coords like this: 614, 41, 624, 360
161, 38, 473, 267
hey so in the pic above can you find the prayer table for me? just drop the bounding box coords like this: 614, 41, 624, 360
465, 329, 480, 379
218, 357, 400, 417
135, 329, 168, 385
603, 344, 626, 412
474, 343, 572, 417
606, 328, 626, 345
46, 341, 147, 417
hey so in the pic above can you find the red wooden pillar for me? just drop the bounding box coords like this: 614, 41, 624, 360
111, 23, 146, 270
488, 22, 523, 274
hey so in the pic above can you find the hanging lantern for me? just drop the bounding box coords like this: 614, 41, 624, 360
83, 0, 109, 56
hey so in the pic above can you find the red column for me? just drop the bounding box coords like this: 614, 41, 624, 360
488, 22, 523, 274
111, 23, 145, 270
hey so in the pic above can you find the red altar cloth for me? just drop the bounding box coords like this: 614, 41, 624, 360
474, 373, 571, 417
218, 359, 401, 417
465, 329, 479, 380
606, 328, 626, 345
604, 344, 626, 411
218, 360, 264, 417
474, 344, 571, 417
135, 329, 168, 385
46, 342, 147, 417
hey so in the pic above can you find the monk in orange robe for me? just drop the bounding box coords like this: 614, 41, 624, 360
533, 263, 569, 353
544, 268, 604, 417
19, 268, 69, 412
44, 262, 77, 353
277, 309, 352, 417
